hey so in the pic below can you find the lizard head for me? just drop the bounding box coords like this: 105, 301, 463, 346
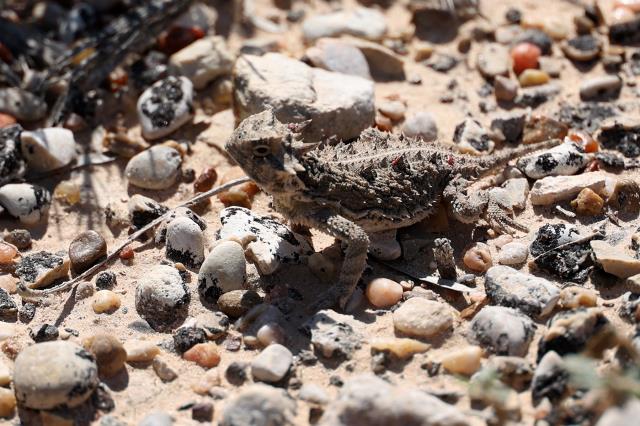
226, 109, 307, 194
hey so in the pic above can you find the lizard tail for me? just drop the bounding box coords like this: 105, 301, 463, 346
476, 138, 563, 173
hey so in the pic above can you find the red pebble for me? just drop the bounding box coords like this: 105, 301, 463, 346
119, 245, 134, 260
511, 42, 541, 74
157, 26, 205, 55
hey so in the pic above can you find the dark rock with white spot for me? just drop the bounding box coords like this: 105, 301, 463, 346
15, 251, 69, 289
303, 310, 363, 359
0, 183, 51, 225
596, 116, 640, 158
453, 118, 494, 154
579, 75, 622, 101
13, 341, 98, 409
20, 128, 77, 173
165, 216, 205, 268
302, 7, 387, 42
173, 326, 207, 353
128, 194, 169, 230
135, 265, 190, 332
69, 230, 107, 274
516, 142, 589, 179
490, 110, 527, 144
219, 207, 312, 275
531, 351, 569, 404
30, 324, 58, 342
537, 308, 613, 361
530, 224, 594, 282
156, 206, 206, 243
319, 374, 467, 426
484, 265, 560, 317
619, 292, 640, 323
251, 343, 293, 382
469, 306, 535, 356
95, 271, 117, 290
0, 288, 17, 320
0, 125, 26, 186
0, 88, 47, 122
198, 241, 247, 303
137, 76, 194, 140
125, 146, 182, 190
221, 384, 296, 426
402, 111, 438, 142
516, 83, 561, 108
305, 38, 371, 79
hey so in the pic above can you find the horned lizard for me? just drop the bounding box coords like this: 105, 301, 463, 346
226, 110, 558, 310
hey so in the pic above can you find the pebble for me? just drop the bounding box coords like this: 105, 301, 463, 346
320, 375, 467, 426
0, 126, 25, 185
128, 194, 169, 230
92, 290, 121, 314
15, 251, 69, 289
305, 38, 371, 79
192, 402, 214, 422
487, 356, 533, 391
0, 241, 17, 265
69, 230, 107, 274
0, 88, 47, 121
518, 69, 550, 87
165, 216, 205, 268
490, 110, 527, 144
344, 37, 405, 81
0, 288, 16, 319
463, 243, 492, 272
226, 361, 249, 385
516, 82, 561, 107
195, 311, 230, 339
125, 145, 182, 190
493, 77, 518, 104
299, 383, 329, 405
571, 187, 604, 215
531, 350, 569, 403
365, 278, 403, 308
20, 128, 76, 173
453, 118, 494, 154
0, 386, 15, 417
302, 7, 387, 42
124, 340, 160, 363
591, 240, 640, 278
538, 56, 564, 77
198, 241, 247, 303
522, 115, 568, 145
529, 172, 614, 205
135, 265, 190, 331
152, 357, 178, 382
257, 322, 286, 346
191, 368, 221, 394
559, 286, 598, 309
377, 99, 406, 121
619, 292, 640, 322
440, 345, 483, 376
221, 384, 296, 426
183, 342, 221, 368
477, 43, 510, 78
0, 360, 11, 386
137, 76, 194, 140
18, 302, 35, 323
393, 298, 453, 338
469, 306, 535, 356
510, 42, 541, 75
251, 343, 293, 382
218, 207, 312, 275
561, 35, 602, 61
95, 271, 117, 290
13, 341, 98, 409
304, 310, 363, 358
83, 334, 126, 377
29, 324, 58, 342
0, 183, 51, 225
609, 178, 640, 214
4, 229, 31, 250
401, 111, 438, 142
485, 265, 560, 317
169, 36, 233, 90
173, 326, 207, 353
139, 412, 174, 426
233, 53, 374, 142
497, 242, 528, 265
514, 29, 553, 55
369, 337, 429, 359
579, 75, 622, 100
516, 142, 589, 179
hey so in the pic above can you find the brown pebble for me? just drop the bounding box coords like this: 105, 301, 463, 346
194, 167, 218, 193
83, 334, 127, 377
69, 230, 107, 273
518, 69, 550, 87
559, 286, 597, 309
0, 387, 16, 417
0, 242, 17, 265
571, 188, 604, 216
92, 290, 121, 314
183, 342, 221, 368
366, 278, 403, 308
463, 243, 492, 272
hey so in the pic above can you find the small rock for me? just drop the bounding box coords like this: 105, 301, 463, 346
95, 271, 117, 290
305, 39, 371, 79
463, 242, 492, 272
29, 324, 58, 342
152, 357, 178, 382
377, 99, 406, 121
619, 292, 640, 323
561, 35, 602, 61
523, 115, 568, 145
195, 311, 230, 339
0, 126, 26, 186
559, 286, 598, 309
299, 384, 329, 405
579, 75, 622, 101
165, 216, 205, 268
137, 76, 194, 140
571, 187, 604, 215
221, 384, 296, 426
83, 334, 126, 377
226, 361, 248, 385
0, 288, 16, 320
516, 82, 561, 107
0, 360, 10, 387
0, 88, 47, 121
13, 341, 98, 409
192, 368, 221, 394
125, 146, 182, 190
494, 76, 518, 102
75, 281, 95, 301
469, 306, 535, 356
128, 194, 169, 230
302, 7, 387, 42
597, 116, 640, 158
365, 278, 403, 308
529, 172, 614, 205
20, 128, 76, 173
608, 178, 640, 214
591, 240, 640, 278
514, 29, 553, 55
342, 37, 405, 81
139, 412, 174, 426
135, 265, 190, 331
477, 43, 510, 79
257, 322, 286, 346
516, 142, 589, 179
169, 36, 233, 90
124, 340, 160, 363
4, 229, 31, 250
18, 302, 35, 323
369, 337, 429, 359
518, 69, 550, 87
497, 242, 528, 265
92, 290, 121, 314
531, 350, 569, 403
0, 387, 15, 418
440, 345, 483, 376
490, 110, 527, 144
487, 356, 533, 391
69, 230, 107, 274
192, 402, 214, 422
251, 343, 293, 382
173, 327, 207, 353
304, 310, 363, 358
0, 183, 51, 225
197, 241, 246, 303
183, 342, 221, 368
402, 111, 438, 142
426, 53, 459, 72
484, 265, 560, 317
393, 298, 453, 338
15, 251, 69, 289
453, 118, 494, 154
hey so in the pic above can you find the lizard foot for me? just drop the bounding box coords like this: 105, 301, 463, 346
486, 199, 528, 235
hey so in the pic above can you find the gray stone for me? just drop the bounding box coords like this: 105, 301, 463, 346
477, 43, 509, 79
531, 350, 568, 403
217, 290, 262, 318
165, 216, 205, 268
169, 36, 234, 90
529, 172, 614, 205
304, 310, 363, 358
516, 83, 561, 107
20, 128, 76, 173
319, 374, 468, 426
221, 384, 296, 426
497, 241, 529, 265
0, 87, 47, 121
453, 118, 494, 154
233, 53, 375, 142
488, 178, 529, 212
402, 111, 438, 142
139, 412, 174, 426
393, 297, 453, 338
14, 341, 98, 409
195, 311, 230, 339
0, 183, 51, 225
137, 76, 194, 140
343, 37, 405, 81
580, 75, 622, 100
125, 146, 182, 190
469, 306, 535, 356
0, 125, 25, 186
484, 265, 560, 317
135, 265, 189, 332
198, 240, 247, 302
306, 39, 371, 79
251, 343, 293, 382
298, 384, 329, 405
69, 230, 107, 274
302, 7, 387, 42
490, 110, 527, 144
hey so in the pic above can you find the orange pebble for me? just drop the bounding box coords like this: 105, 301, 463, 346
119, 245, 134, 260
183, 342, 221, 368
0, 113, 16, 128
567, 129, 599, 152
511, 42, 541, 74
0, 242, 17, 265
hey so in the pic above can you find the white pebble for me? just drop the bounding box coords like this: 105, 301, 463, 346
497, 242, 528, 265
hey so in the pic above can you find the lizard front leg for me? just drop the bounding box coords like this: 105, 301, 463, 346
293, 209, 369, 310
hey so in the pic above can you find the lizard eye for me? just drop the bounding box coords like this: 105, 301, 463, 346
253, 144, 270, 157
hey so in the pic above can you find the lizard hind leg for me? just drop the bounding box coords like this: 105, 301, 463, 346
486, 195, 529, 235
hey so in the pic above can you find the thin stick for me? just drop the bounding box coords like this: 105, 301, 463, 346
18, 177, 251, 299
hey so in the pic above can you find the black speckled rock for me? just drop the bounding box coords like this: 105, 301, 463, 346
15, 251, 69, 289
173, 327, 207, 353
0, 288, 17, 319
0, 125, 25, 186
29, 324, 59, 342
95, 271, 117, 290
